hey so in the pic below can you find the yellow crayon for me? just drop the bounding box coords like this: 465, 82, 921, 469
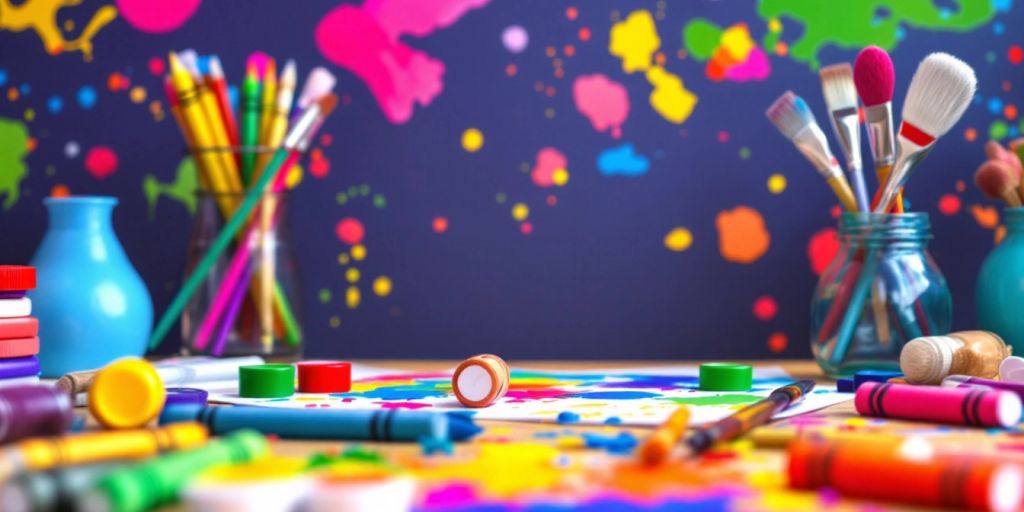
639, 406, 690, 465
258, 58, 278, 150
253, 59, 295, 183
168, 53, 239, 216
0, 422, 208, 481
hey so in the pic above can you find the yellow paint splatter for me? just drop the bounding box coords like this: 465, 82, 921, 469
345, 268, 360, 283
512, 202, 529, 221
329, 316, 341, 328
663, 227, 692, 252
23, 109, 34, 122
767, 174, 786, 194
351, 244, 367, 261
609, 10, 659, 73
0, 1, 117, 60
337, 252, 350, 265
716, 206, 770, 264
129, 86, 146, 104
346, 286, 361, 309
285, 164, 302, 188
768, 17, 782, 32
414, 443, 568, 497
720, 23, 755, 61
373, 276, 392, 297
461, 128, 484, 152
552, 168, 569, 186
645, 67, 697, 124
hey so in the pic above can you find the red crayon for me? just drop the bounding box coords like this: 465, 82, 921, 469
855, 381, 1021, 428
789, 437, 1024, 511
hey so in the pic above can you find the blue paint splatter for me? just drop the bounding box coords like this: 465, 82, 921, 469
565, 391, 658, 399
19, 83, 30, 96
597, 143, 650, 177
0, 70, 7, 87
77, 86, 97, 109
332, 386, 448, 400
557, 411, 580, 423
993, 0, 1013, 12
994, 21, 1006, 35
47, 96, 63, 114
581, 431, 637, 454
988, 97, 1004, 115
604, 416, 622, 425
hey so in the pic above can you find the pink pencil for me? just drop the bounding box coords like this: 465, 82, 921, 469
211, 262, 253, 356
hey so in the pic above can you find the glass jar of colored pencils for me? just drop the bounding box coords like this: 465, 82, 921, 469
181, 190, 303, 358
976, 207, 1024, 354
809, 212, 951, 377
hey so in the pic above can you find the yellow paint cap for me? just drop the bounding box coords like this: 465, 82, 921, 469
88, 357, 166, 429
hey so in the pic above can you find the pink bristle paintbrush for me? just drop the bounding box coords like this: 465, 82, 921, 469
976, 160, 1023, 207
854, 46, 900, 212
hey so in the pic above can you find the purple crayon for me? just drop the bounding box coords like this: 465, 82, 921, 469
943, 374, 1024, 401
0, 356, 40, 380
0, 385, 73, 443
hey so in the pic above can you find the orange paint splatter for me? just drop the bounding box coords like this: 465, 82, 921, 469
50, 184, 70, 197
432, 216, 448, 234
715, 206, 770, 264
768, 332, 788, 353
971, 205, 1000, 229
996, 225, 1007, 245
965, 127, 977, 142
506, 64, 517, 76
955, 180, 966, 193
1006, 104, 1019, 120
807, 227, 839, 275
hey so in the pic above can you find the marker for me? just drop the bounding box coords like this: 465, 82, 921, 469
686, 380, 814, 455
160, 405, 482, 442
855, 381, 1021, 427
0, 463, 121, 512
0, 385, 73, 444
0, 423, 208, 480
85, 430, 267, 512
789, 437, 1024, 511
943, 375, 1024, 401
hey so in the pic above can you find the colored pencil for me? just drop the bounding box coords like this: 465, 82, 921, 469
240, 62, 261, 186
205, 55, 240, 166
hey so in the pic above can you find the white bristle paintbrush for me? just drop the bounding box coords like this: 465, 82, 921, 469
854, 46, 900, 211
820, 63, 869, 211
873, 53, 977, 213
766, 91, 859, 212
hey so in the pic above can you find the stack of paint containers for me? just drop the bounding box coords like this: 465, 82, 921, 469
0, 266, 39, 386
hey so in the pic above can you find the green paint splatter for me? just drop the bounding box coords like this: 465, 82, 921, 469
336, 192, 348, 205
496, 192, 507, 204
373, 194, 387, 209
318, 288, 332, 303
682, 18, 722, 60
758, 0, 997, 69
359, 184, 371, 196
0, 117, 30, 210
142, 157, 198, 218
661, 394, 762, 406
739, 147, 751, 159
990, 120, 1009, 140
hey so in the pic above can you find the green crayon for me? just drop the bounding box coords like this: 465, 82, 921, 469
83, 430, 267, 512
0, 463, 121, 512
240, 63, 262, 186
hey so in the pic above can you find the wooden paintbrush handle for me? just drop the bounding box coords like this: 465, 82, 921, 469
826, 175, 859, 212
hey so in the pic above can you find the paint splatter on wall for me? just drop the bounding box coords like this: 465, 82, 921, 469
0, 1, 1015, 358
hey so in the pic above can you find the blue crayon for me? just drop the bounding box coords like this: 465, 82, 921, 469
853, 370, 902, 390
159, 405, 481, 442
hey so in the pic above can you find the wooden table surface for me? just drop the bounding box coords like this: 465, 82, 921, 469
146, 359, 889, 511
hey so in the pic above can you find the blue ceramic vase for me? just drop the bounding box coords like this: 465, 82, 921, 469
31, 197, 153, 377
977, 207, 1024, 354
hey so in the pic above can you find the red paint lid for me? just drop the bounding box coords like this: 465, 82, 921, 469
297, 361, 352, 393
0, 267, 35, 291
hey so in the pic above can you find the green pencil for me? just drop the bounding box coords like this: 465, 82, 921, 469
240, 61, 261, 186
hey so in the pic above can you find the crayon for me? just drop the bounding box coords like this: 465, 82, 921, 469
943, 374, 1024, 401
86, 430, 267, 512
0, 463, 121, 512
239, 62, 261, 185
639, 406, 690, 465
0, 385, 73, 444
687, 380, 814, 455
789, 437, 1024, 511
855, 381, 1022, 428
0, 423, 208, 480
159, 404, 482, 442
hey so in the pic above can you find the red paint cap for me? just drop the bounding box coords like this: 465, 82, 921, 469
0, 267, 35, 292
297, 361, 352, 393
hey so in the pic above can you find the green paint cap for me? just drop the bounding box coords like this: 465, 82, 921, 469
239, 364, 295, 398
699, 363, 753, 391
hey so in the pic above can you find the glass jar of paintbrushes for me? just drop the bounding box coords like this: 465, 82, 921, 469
180, 162, 303, 359
810, 212, 951, 377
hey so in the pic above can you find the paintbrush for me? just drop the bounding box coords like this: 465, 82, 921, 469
975, 160, 1023, 207
639, 406, 690, 465
682, 380, 815, 457
854, 46, 902, 213
873, 53, 977, 212
766, 91, 859, 212
821, 63, 869, 211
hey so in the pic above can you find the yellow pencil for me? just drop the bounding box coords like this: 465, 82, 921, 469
258, 58, 278, 150
253, 60, 295, 182
177, 51, 243, 195
639, 406, 690, 465
168, 53, 238, 216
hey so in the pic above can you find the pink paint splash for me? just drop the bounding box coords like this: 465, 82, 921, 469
375, 401, 434, 409
315, 0, 490, 124
530, 147, 567, 188
116, 0, 202, 34
573, 74, 629, 138
723, 47, 771, 82
505, 388, 571, 402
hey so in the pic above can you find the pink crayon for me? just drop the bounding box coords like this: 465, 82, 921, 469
855, 381, 1022, 428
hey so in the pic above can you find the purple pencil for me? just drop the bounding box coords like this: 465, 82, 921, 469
211, 263, 253, 356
